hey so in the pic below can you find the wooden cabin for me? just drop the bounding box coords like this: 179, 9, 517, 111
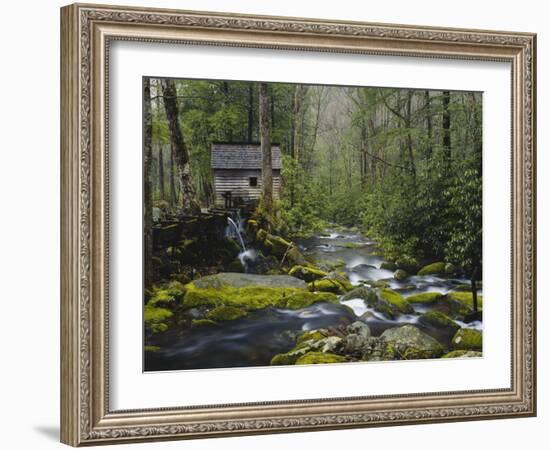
211, 142, 282, 208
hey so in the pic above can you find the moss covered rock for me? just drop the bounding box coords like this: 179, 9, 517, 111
381, 325, 445, 359
418, 311, 460, 334
378, 288, 413, 314
446, 291, 483, 310
442, 350, 483, 358
308, 278, 348, 294
144, 304, 173, 334
289, 265, 328, 282
406, 292, 443, 304
206, 305, 247, 321
341, 286, 377, 304
191, 319, 217, 327
370, 279, 392, 289
183, 273, 336, 315
296, 330, 325, 346
417, 262, 446, 276
451, 328, 482, 351
284, 291, 338, 309
295, 352, 347, 365
393, 269, 408, 281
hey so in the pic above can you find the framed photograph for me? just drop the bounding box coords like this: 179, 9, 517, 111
60, 3, 537, 446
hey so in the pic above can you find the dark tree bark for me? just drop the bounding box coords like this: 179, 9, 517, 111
161, 79, 200, 215
442, 90, 452, 164
470, 266, 479, 312
405, 90, 417, 185
247, 83, 254, 142
158, 144, 165, 200
169, 146, 177, 206
143, 78, 154, 289
293, 84, 308, 164
259, 82, 273, 211
424, 90, 433, 159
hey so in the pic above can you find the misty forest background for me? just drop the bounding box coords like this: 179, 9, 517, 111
144, 78, 482, 281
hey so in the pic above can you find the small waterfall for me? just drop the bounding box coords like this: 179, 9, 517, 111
226, 217, 246, 252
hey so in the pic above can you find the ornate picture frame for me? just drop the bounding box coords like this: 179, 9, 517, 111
60, 3, 536, 446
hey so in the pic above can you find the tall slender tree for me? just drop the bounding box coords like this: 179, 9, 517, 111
161, 79, 200, 214
143, 78, 153, 289
259, 82, 273, 212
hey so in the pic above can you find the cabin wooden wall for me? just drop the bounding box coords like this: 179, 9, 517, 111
213, 169, 281, 207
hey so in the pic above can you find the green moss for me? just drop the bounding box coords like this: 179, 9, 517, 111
144, 304, 173, 334
206, 306, 247, 321
284, 291, 338, 309
144, 346, 160, 352
420, 311, 460, 332
442, 350, 483, 358
147, 289, 176, 308
447, 292, 483, 310
295, 352, 347, 365
406, 292, 443, 304
371, 279, 391, 288
256, 228, 268, 243
288, 265, 328, 282
308, 279, 342, 294
270, 352, 300, 366
191, 319, 217, 327
418, 262, 446, 276
267, 234, 292, 256
378, 288, 412, 314
183, 282, 336, 313
451, 328, 482, 351
296, 330, 325, 346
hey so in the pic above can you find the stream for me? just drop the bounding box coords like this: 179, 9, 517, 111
145, 228, 483, 371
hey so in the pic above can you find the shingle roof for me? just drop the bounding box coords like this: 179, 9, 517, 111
211, 142, 282, 170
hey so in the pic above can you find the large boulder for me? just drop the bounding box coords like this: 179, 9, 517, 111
381, 325, 445, 359
191, 272, 306, 289
183, 273, 337, 313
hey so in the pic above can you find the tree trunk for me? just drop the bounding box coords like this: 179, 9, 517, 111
169, 146, 177, 206
405, 90, 417, 186
247, 83, 254, 142
158, 144, 165, 200
442, 91, 452, 165
293, 85, 307, 164
424, 90, 433, 160
259, 82, 273, 211
143, 78, 154, 289
470, 266, 479, 312
161, 79, 200, 215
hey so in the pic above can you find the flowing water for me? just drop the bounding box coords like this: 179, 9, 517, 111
145, 227, 482, 371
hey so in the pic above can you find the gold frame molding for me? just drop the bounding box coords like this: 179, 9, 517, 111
60, 3, 537, 446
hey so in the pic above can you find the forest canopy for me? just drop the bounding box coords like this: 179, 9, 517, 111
145, 78, 482, 280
